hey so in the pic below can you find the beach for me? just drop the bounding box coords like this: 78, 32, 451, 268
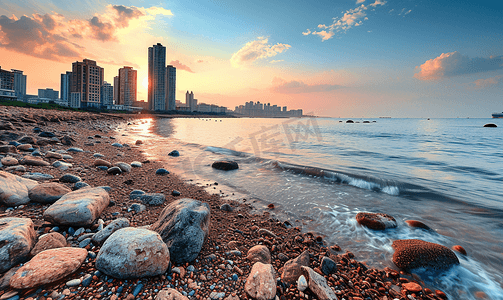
0, 105, 472, 300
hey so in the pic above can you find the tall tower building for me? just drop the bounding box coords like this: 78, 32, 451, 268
166, 65, 176, 111
101, 81, 114, 107
60, 71, 72, 104
71, 59, 104, 108
148, 43, 166, 111
118, 66, 137, 107
11, 70, 26, 100
113, 76, 119, 105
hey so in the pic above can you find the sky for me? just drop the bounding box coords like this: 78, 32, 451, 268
0, 0, 502, 118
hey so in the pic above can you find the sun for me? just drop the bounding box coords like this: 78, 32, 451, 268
142, 77, 148, 90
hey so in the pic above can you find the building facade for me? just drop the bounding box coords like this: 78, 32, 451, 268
186, 91, 197, 112
166, 65, 176, 111
60, 71, 72, 104
38, 88, 59, 100
70, 92, 81, 108
71, 59, 104, 108
148, 43, 166, 111
11, 70, 26, 100
0, 67, 14, 91
117, 67, 137, 107
101, 81, 114, 107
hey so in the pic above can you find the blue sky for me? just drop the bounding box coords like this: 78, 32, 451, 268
0, 0, 502, 117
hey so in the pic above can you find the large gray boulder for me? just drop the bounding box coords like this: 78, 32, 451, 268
0, 171, 39, 206
150, 198, 210, 264
96, 228, 170, 279
43, 187, 110, 226
92, 218, 130, 245
0, 217, 37, 273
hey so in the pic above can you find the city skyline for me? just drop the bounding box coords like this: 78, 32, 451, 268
0, 1, 502, 117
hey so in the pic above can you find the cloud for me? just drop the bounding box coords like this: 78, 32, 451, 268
270, 60, 284, 64
169, 60, 194, 73
271, 78, 342, 94
356, 0, 366, 3
230, 37, 291, 68
0, 5, 173, 61
304, 0, 386, 41
471, 75, 502, 89
414, 52, 503, 80
197, 59, 204, 63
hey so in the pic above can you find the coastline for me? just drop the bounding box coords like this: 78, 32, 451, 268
0, 106, 452, 300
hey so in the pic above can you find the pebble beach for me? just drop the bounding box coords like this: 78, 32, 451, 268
0, 105, 461, 300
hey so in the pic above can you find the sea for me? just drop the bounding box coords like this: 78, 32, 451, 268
118, 117, 503, 300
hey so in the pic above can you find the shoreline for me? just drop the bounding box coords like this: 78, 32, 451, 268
0, 105, 453, 300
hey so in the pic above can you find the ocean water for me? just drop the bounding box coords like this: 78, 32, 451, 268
120, 117, 503, 299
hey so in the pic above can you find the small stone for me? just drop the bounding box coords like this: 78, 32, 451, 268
168, 150, 180, 157
247, 245, 271, 265
59, 174, 82, 183
171, 190, 181, 196
156, 168, 170, 175
403, 282, 422, 293
297, 275, 308, 292
107, 167, 122, 175
66, 278, 82, 287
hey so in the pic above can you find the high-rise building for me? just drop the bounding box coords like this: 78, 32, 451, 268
11, 70, 26, 100
101, 81, 114, 107
117, 66, 137, 107
186, 91, 197, 111
71, 59, 104, 108
113, 76, 119, 105
148, 43, 166, 111
38, 88, 59, 100
60, 71, 72, 104
0, 67, 14, 91
166, 65, 176, 110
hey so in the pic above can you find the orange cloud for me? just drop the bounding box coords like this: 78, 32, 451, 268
230, 37, 291, 68
414, 52, 503, 80
471, 75, 502, 89
169, 60, 194, 73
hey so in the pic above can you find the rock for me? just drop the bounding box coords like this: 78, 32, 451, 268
59, 174, 81, 183
301, 266, 338, 300
1, 156, 18, 166
61, 136, 75, 146
247, 245, 271, 265
355, 212, 397, 230
405, 220, 431, 230
43, 187, 110, 226
168, 150, 180, 157
156, 168, 170, 175
107, 166, 122, 175
297, 275, 308, 292
0, 171, 39, 206
30, 232, 67, 256
28, 182, 71, 203
21, 156, 50, 166
452, 245, 467, 255
0, 132, 20, 142
131, 161, 142, 167
93, 153, 105, 158
17, 136, 37, 144
220, 203, 233, 211
244, 262, 276, 300
96, 227, 170, 279
115, 162, 131, 173
17, 144, 33, 151
135, 140, 143, 145
129, 190, 146, 200
140, 193, 166, 206
67, 147, 83, 152
392, 239, 460, 271
0, 267, 19, 290
402, 282, 422, 293
94, 159, 112, 167
66, 278, 82, 287
155, 288, 189, 300
92, 218, 130, 245
111, 143, 123, 147
346, 120, 354, 123
0, 121, 15, 130
0, 145, 18, 154
281, 250, 310, 284
52, 161, 73, 170
150, 198, 210, 264
5, 165, 26, 172
130, 203, 146, 213
45, 151, 63, 159
258, 228, 277, 238
38, 131, 56, 138
320, 256, 337, 275
21, 172, 54, 181
211, 161, 239, 171
0, 217, 37, 273
74, 181, 90, 190
9, 247, 88, 289
171, 190, 181, 196
483, 123, 497, 128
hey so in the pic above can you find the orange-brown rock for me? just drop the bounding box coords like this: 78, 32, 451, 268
9, 247, 88, 289
1, 156, 18, 166
281, 250, 310, 284
247, 245, 271, 265
405, 220, 431, 230
155, 288, 188, 300
452, 245, 467, 255
392, 239, 459, 271
435, 290, 447, 299
94, 159, 112, 168
21, 156, 50, 166
30, 232, 68, 256
28, 182, 71, 203
244, 262, 276, 300
402, 282, 422, 293
17, 144, 33, 151
356, 212, 397, 230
